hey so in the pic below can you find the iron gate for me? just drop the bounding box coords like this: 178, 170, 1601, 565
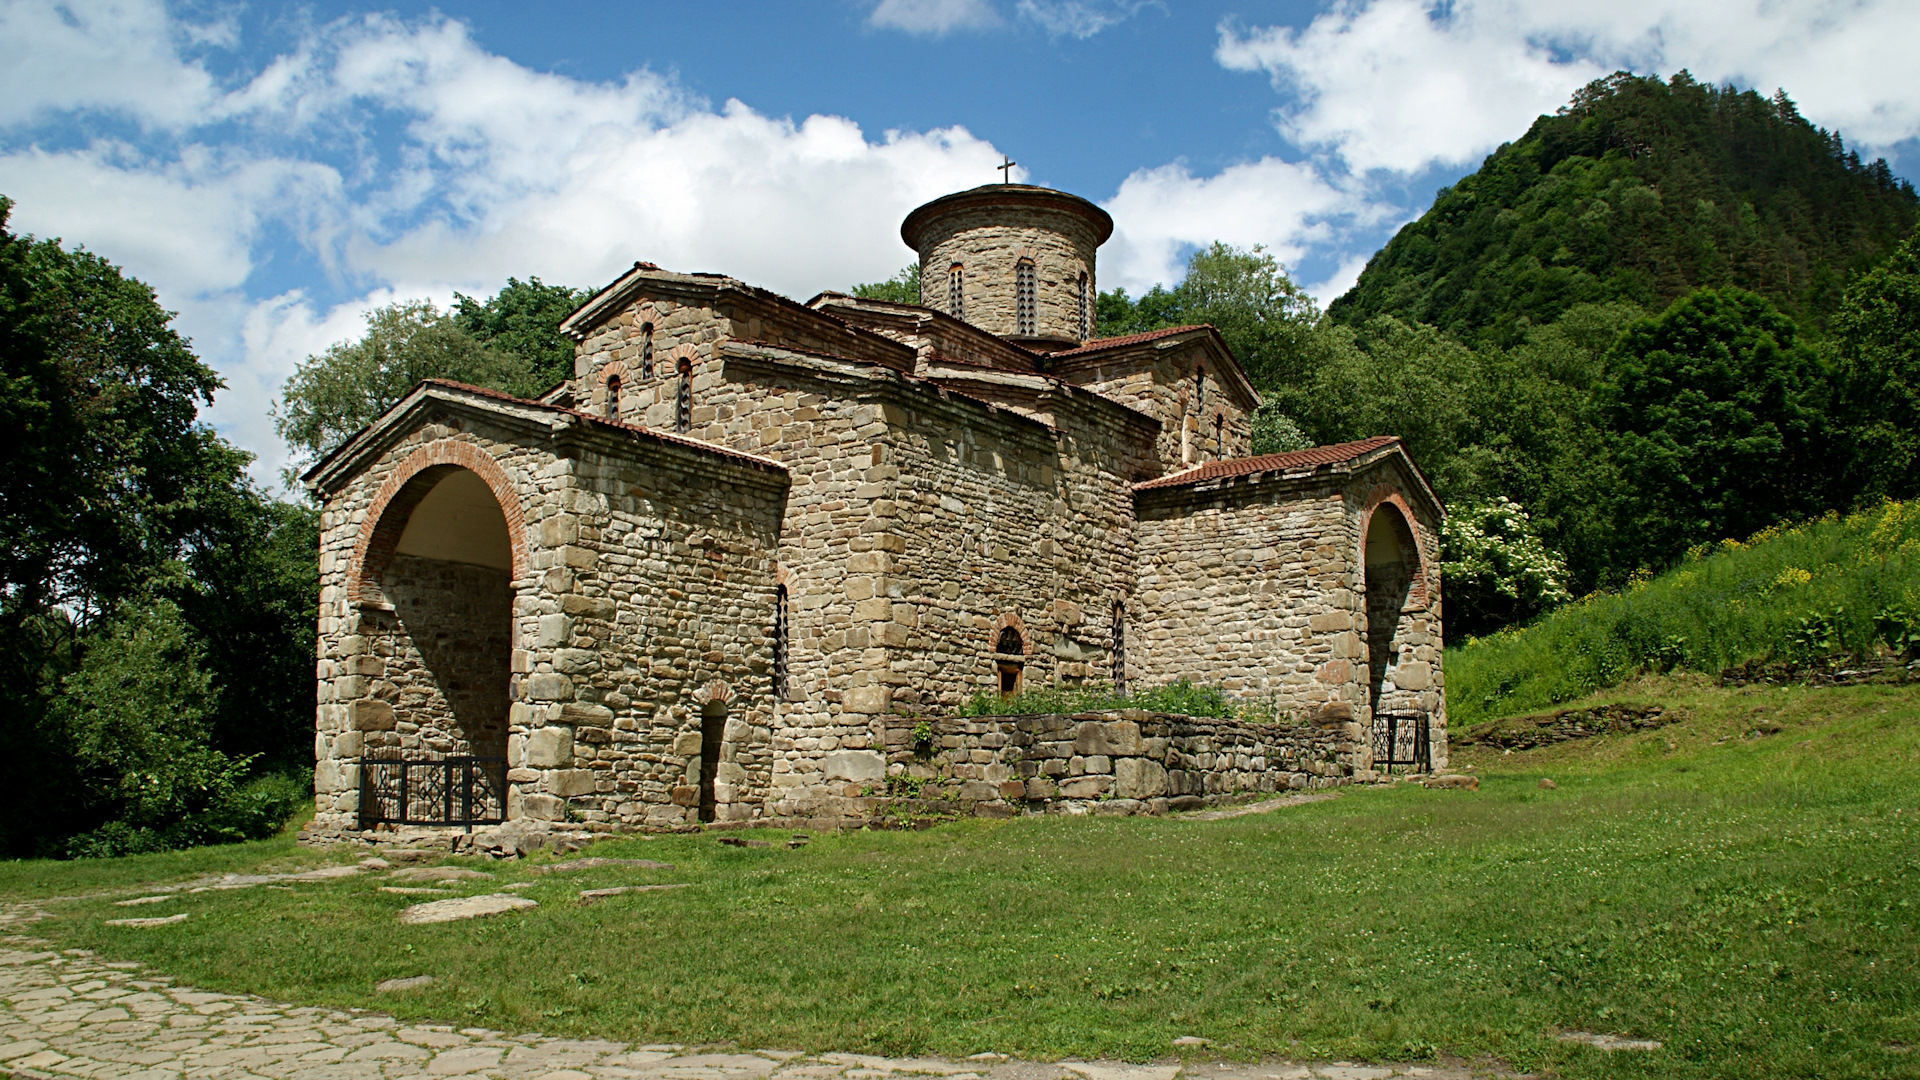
1372, 712, 1431, 774
359, 755, 507, 828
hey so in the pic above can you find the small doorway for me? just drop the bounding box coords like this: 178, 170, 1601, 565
697, 700, 726, 823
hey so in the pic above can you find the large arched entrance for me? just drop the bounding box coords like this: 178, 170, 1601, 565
351, 460, 520, 828
365, 465, 515, 762
1363, 503, 1426, 772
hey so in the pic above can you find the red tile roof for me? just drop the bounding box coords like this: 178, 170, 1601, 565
1047, 325, 1210, 359
1133, 436, 1400, 491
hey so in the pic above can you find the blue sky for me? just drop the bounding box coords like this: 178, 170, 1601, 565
4, 0, 1918, 483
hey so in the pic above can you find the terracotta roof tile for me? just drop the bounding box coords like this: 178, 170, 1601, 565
1048, 325, 1210, 358
1133, 436, 1400, 491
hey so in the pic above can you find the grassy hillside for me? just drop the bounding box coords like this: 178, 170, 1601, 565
1449, 499, 1920, 725
6, 679, 1918, 1079
1330, 72, 1920, 345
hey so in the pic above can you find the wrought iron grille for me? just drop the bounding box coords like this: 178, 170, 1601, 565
359, 755, 507, 828
1372, 712, 1431, 774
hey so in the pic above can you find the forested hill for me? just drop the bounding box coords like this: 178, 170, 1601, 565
1328, 72, 1920, 345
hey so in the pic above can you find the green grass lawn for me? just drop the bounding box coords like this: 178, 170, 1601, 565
5, 678, 1918, 1079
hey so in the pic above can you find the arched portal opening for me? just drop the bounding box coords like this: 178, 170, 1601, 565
364, 466, 515, 763
1363, 503, 1424, 771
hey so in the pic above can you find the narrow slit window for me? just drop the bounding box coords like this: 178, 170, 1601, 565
773, 584, 789, 700
1015, 259, 1036, 336
605, 375, 620, 420
1110, 602, 1127, 695
675, 358, 693, 433
947, 264, 964, 318
1215, 413, 1225, 456
640, 323, 654, 378
1076, 271, 1090, 340
1195, 367, 1206, 415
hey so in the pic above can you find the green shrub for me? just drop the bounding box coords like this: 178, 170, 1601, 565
1449, 499, 1920, 723
50, 601, 308, 859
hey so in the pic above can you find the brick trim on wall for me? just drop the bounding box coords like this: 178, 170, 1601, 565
1359, 486, 1431, 609
990, 610, 1031, 656
348, 439, 531, 606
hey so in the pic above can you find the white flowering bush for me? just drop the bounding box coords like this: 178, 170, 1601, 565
1441, 496, 1573, 638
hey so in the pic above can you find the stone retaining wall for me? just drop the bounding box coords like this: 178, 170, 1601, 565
848, 709, 1362, 820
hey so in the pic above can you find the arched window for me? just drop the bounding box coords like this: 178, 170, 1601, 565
1015, 259, 1037, 336
1215, 413, 1225, 456
605, 375, 621, 420
1110, 601, 1127, 695
994, 626, 1025, 697
640, 323, 655, 378
1194, 366, 1206, 415
675, 358, 693, 433
772, 584, 789, 700
947, 263, 964, 318
1076, 271, 1090, 340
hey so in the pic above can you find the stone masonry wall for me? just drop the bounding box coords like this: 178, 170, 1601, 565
1052, 340, 1252, 472
1133, 481, 1359, 721
808, 711, 1355, 824
362, 555, 513, 760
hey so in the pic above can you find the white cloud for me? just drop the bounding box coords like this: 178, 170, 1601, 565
1099, 157, 1370, 296
0, 3, 1020, 486
1219, 0, 1920, 176
1016, 0, 1158, 39
0, 0, 225, 129
868, 0, 1001, 36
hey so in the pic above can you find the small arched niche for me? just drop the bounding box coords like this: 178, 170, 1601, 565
368, 466, 514, 762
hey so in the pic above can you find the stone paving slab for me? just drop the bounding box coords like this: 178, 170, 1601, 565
0, 915, 1528, 1080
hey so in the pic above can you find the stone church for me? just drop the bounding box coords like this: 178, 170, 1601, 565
305, 183, 1445, 834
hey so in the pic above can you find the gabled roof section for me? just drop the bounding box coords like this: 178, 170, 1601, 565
1046, 323, 1260, 412
1133, 436, 1441, 517
807, 292, 1042, 373
302, 379, 787, 496
558, 263, 915, 372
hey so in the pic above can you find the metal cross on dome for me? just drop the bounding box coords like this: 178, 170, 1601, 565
998, 156, 1017, 183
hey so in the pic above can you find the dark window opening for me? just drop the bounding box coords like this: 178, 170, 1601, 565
640, 323, 655, 378
1195, 367, 1206, 414
1215, 413, 1225, 455
697, 701, 725, 823
675, 359, 693, 433
948, 264, 964, 318
1076, 271, 1090, 340
994, 625, 1024, 697
1111, 602, 1127, 695
604, 375, 620, 420
1015, 259, 1036, 336
773, 584, 789, 700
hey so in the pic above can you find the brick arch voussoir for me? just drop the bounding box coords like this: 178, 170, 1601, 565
1359, 486, 1431, 609
348, 439, 531, 605
990, 610, 1031, 657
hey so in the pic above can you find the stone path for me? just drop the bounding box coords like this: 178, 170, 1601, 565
0, 937, 1518, 1080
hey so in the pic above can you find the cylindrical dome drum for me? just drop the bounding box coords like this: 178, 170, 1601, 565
900, 185, 1114, 350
